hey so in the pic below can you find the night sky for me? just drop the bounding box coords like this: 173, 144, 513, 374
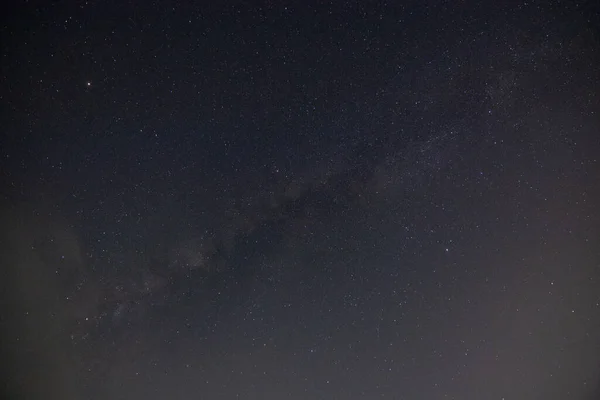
2, 1, 600, 399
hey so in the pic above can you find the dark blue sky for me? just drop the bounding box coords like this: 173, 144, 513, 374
2, 1, 599, 399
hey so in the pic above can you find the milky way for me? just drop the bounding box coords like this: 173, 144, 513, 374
2, 1, 599, 399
